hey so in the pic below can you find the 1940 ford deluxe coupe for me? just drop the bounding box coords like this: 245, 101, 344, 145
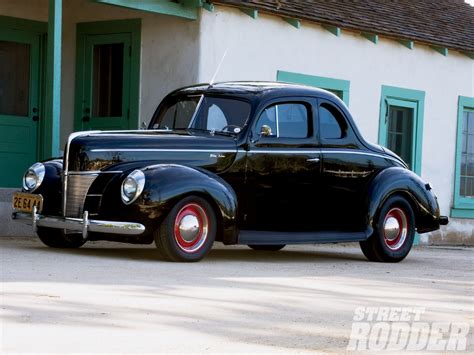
12, 82, 448, 262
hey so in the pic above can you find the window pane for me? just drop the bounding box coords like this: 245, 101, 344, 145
257, 103, 308, 138
153, 96, 250, 134
277, 103, 308, 138
156, 98, 199, 129
320, 104, 343, 139
0, 41, 30, 116
199, 97, 250, 133
460, 110, 474, 197
92, 43, 124, 117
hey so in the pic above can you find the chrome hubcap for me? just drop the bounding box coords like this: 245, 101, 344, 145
383, 207, 408, 251
384, 216, 400, 241
174, 203, 209, 254
178, 214, 200, 242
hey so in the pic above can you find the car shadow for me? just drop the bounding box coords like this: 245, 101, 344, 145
23, 242, 367, 263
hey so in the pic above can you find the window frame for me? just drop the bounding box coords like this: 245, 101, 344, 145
452, 96, 474, 219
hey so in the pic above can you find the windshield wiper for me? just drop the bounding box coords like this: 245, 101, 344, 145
212, 130, 235, 137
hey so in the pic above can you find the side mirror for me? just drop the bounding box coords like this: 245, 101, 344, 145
260, 125, 272, 137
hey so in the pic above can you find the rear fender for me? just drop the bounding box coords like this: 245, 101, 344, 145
366, 167, 441, 234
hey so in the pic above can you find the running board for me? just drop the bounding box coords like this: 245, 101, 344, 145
238, 230, 369, 245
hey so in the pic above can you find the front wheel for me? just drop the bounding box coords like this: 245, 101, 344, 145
37, 227, 86, 248
154, 196, 216, 262
360, 196, 415, 262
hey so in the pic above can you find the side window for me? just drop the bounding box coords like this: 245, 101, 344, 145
256, 103, 309, 139
319, 103, 347, 139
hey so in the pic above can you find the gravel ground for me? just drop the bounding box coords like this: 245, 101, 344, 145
1, 236, 473, 353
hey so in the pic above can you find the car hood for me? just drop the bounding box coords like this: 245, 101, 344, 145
66, 130, 238, 173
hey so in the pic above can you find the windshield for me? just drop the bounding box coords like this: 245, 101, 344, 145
151, 95, 251, 135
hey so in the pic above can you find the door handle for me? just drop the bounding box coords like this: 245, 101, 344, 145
32, 115, 39, 122
307, 157, 320, 163
82, 116, 90, 122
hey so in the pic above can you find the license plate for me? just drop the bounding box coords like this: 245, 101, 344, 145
12, 192, 43, 213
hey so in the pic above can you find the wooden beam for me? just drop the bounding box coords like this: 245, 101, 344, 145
240, 8, 258, 19
362, 32, 378, 44
284, 17, 301, 29
399, 39, 414, 49
431, 46, 448, 56
322, 24, 340, 37
44, 0, 62, 158
93, 0, 199, 20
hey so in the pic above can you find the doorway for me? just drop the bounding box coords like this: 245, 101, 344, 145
0, 28, 41, 187
75, 20, 141, 132
378, 86, 425, 175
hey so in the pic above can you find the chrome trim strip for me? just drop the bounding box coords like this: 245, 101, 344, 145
67, 171, 123, 175
12, 211, 145, 236
320, 150, 403, 164
246, 150, 321, 154
90, 148, 238, 153
242, 149, 403, 164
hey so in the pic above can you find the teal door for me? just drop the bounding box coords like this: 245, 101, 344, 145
387, 105, 415, 169
0, 29, 40, 187
76, 33, 131, 131
380, 98, 421, 174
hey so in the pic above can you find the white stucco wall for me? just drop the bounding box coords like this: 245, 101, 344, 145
198, 6, 474, 241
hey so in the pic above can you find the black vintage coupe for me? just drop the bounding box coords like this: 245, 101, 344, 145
13, 82, 448, 262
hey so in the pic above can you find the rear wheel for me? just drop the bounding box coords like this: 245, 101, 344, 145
154, 196, 216, 262
248, 245, 285, 251
360, 196, 415, 262
37, 227, 86, 248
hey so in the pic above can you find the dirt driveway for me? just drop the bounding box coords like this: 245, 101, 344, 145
1, 237, 472, 353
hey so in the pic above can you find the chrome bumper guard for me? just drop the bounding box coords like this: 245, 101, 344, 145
12, 207, 145, 238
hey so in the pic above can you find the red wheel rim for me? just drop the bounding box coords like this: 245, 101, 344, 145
174, 203, 209, 253
383, 207, 408, 251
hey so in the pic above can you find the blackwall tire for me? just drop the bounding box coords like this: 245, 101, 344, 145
154, 196, 216, 262
37, 227, 86, 248
248, 245, 286, 251
360, 196, 415, 263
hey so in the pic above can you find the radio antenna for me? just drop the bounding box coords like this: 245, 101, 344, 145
209, 47, 228, 87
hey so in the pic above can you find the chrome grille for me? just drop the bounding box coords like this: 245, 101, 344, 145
65, 174, 98, 217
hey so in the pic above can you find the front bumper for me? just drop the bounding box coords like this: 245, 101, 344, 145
12, 208, 145, 238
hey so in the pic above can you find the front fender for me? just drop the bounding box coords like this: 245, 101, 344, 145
366, 167, 441, 234
139, 164, 239, 244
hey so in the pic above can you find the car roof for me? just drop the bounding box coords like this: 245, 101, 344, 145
170, 81, 341, 103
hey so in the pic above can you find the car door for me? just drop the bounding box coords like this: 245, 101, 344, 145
0, 29, 40, 187
318, 99, 376, 231
243, 98, 322, 231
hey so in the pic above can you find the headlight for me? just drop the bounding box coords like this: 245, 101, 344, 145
22, 163, 45, 192
121, 170, 145, 204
